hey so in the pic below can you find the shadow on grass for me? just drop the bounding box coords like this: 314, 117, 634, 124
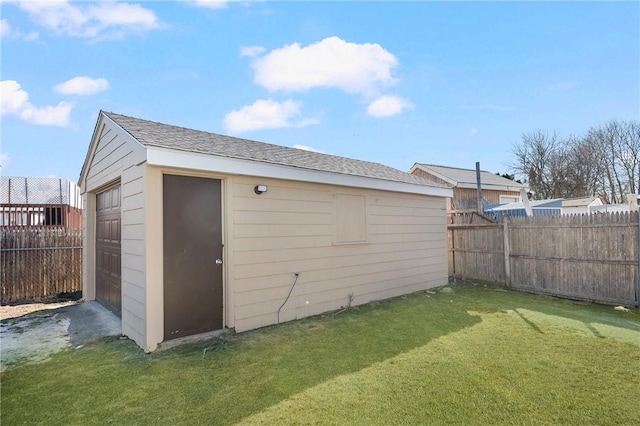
513, 308, 545, 334
3, 283, 638, 425
2, 289, 482, 425
450, 280, 640, 342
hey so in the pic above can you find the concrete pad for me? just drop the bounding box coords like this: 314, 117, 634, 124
0, 301, 121, 372
57, 301, 122, 346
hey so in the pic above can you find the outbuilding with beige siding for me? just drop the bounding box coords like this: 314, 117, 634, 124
410, 163, 528, 212
79, 111, 452, 352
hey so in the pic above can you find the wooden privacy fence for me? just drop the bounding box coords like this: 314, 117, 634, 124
448, 211, 640, 307
1, 228, 82, 304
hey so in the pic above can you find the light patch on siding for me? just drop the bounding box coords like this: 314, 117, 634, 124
335, 193, 367, 243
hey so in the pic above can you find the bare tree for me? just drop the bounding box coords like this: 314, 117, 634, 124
617, 121, 640, 196
580, 120, 640, 203
509, 130, 569, 199
510, 120, 640, 202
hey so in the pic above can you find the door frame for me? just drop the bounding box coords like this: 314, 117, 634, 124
160, 171, 228, 339
94, 180, 122, 316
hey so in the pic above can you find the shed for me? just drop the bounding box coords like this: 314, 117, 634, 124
79, 111, 452, 352
561, 196, 603, 215
409, 163, 527, 211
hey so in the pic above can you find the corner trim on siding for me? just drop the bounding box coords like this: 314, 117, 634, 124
147, 148, 453, 198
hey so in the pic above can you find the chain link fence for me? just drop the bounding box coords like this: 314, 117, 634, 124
1, 227, 83, 304
1, 177, 84, 302
0, 176, 82, 206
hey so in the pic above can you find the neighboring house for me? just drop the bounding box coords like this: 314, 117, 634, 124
0, 176, 82, 229
561, 196, 603, 215
484, 199, 563, 220
591, 204, 631, 214
486, 196, 611, 219
79, 111, 453, 352
409, 163, 527, 211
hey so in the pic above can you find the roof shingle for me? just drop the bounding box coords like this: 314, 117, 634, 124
414, 163, 527, 188
105, 111, 448, 188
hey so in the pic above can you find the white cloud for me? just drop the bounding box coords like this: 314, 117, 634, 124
469, 127, 479, 136
1, 17, 40, 41
24, 31, 39, 41
366, 95, 412, 117
240, 45, 266, 58
53, 76, 110, 96
251, 36, 398, 96
0, 80, 30, 114
1, 19, 11, 38
293, 144, 326, 154
20, 102, 74, 126
223, 99, 319, 134
11, 0, 160, 39
184, 0, 229, 9
0, 80, 74, 127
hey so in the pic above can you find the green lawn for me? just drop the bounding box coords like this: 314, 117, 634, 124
2, 283, 639, 425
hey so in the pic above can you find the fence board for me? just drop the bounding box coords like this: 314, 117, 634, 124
448, 211, 639, 307
1, 228, 82, 304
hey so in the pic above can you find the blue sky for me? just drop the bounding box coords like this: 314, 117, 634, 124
1, 1, 638, 183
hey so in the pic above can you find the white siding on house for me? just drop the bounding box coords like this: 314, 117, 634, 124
228, 176, 447, 332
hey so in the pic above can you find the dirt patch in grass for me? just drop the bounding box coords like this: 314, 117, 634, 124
0, 301, 78, 320
1, 292, 82, 320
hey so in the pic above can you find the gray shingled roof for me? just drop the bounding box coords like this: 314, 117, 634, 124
105, 112, 448, 188
414, 163, 526, 188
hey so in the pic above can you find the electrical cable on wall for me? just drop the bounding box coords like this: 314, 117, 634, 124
277, 272, 299, 324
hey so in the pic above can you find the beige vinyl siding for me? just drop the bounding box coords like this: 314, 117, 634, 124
85, 126, 140, 191
410, 169, 522, 211
81, 192, 95, 300
120, 164, 146, 345
411, 168, 451, 186
230, 176, 447, 332
452, 188, 521, 210
82, 119, 148, 349
335, 194, 367, 243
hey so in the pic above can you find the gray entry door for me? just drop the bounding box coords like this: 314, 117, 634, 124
163, 174, 223, 340
96, 183, 122, 315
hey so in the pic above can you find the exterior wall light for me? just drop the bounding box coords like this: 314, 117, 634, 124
254, 185, 268, 195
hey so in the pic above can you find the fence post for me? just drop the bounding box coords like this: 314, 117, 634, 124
637, 211, 640, 307
503, 216, 511, 287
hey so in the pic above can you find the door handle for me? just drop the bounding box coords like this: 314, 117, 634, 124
215, 259, 223, 265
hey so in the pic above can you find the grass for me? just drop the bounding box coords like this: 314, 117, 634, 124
2, 282, 639, 425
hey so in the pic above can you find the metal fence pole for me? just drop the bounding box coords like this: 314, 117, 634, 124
503, 216, 511, 287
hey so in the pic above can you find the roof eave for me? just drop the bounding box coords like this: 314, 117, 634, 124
148, 147, 452, 198
79, 111, 148, 193
456, 182, 528, 191
409, 164, 458, 186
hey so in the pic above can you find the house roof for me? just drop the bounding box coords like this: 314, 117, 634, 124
484, 199, 563, 212
562, 196, 602, 208
410, 163, 527, 191
101, 111, 450, 191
